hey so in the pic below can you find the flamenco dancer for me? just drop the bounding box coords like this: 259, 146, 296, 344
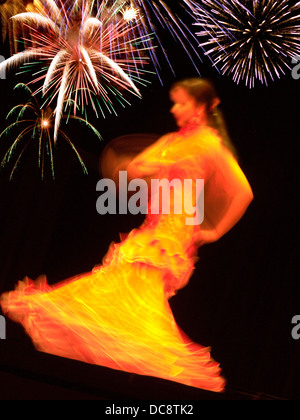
0, 78, 253, 393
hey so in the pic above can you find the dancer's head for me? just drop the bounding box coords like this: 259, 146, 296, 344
169, 78, 220, 129
169, 78, 238, 157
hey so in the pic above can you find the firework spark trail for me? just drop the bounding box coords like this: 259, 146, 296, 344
139, 0, 202, 76
54, 62, 70, 141
0, 0, 64, 52
0, 0, 29, 43
193, 0, 300, 87
0, 83, 102, 179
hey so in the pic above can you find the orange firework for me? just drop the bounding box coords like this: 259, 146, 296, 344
0, 0, 152, 141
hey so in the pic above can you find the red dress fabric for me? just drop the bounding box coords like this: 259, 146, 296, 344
1, 126, 231, 393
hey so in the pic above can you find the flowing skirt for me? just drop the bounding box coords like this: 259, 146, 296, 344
0, 232, 225, 393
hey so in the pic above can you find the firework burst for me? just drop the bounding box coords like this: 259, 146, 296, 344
194, 0, 300, 87
0, 0, 153, 140
0, 83, 102, 179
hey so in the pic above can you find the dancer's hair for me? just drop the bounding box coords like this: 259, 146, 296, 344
170, 78, 238, 158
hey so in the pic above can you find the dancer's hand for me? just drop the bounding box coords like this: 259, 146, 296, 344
187, 229, 219, 257
192, 229, 219, 247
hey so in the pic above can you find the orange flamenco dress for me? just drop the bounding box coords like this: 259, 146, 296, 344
0, 125, 235, 393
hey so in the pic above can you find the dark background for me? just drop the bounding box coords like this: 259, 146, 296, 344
0, 5, 300, 400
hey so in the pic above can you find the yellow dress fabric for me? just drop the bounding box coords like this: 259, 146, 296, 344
0, 126, 230, 393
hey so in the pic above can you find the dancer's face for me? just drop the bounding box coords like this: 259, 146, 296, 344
170, 87, 206, 128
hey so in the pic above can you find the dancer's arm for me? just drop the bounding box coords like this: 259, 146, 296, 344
127, 134, 172, 180
112, 156, 159, 184
193, 147, 254, 246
